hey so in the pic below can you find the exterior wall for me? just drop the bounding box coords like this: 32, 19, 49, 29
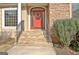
0, 7, 17, 38
0, 3, 71, 37
0, 8, 2, 33
22, 4, 49, 31
21, 5, 28, 31
22, 3, 71, 31
49, 3, 71, 28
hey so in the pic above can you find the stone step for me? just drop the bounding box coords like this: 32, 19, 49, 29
18, 39, 48, 43
19, 41, 47, 44
19, 38, 46, 40
18, 30, 49, 47
21, 31, 46, 35
21, 33, 46, 37
18, 40, 48, 45
20, 41, 47, 44
19, 36, 45, 39
19, 40, 47, 43
19, 36, 47, 41
19, 35, 47, 41
7, 44, 56, 55
19, 38, 47, 43
19, 34, 47, 38
18, 42, 53, 47
19, 38, 47, 42
19, 31, 47, 38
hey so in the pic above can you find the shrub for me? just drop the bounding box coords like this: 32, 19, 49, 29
69, 31, 79, 51
52, 18, 79, 46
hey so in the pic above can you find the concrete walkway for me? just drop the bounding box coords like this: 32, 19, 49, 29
7, 45, 56, 55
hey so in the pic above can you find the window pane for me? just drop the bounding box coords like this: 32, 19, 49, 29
72, 3, 79, 18
5, 10, 18, 26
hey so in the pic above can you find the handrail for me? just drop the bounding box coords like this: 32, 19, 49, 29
16, 20, 24, 43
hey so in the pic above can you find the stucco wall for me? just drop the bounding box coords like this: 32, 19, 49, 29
49, 3, 71, 28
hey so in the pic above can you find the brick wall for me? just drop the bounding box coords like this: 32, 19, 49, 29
49, 3, 71, 27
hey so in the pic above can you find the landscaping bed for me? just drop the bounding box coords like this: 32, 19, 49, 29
0, 31, 15, 52
54, 44, 79, 55
51, 18, 79, 53
0, 38, 15, 52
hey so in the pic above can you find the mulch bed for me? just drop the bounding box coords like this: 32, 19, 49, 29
0, 38, 15, 52
53, 44, 79, 55
0, 52, 8, 55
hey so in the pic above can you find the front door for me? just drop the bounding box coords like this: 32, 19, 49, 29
31, 8, 45, 29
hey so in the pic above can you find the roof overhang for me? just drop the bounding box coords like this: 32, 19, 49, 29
22, 3, 48, 7
0, 3, 18, 8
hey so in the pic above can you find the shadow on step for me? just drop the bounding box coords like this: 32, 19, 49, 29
42, 30, 52, 43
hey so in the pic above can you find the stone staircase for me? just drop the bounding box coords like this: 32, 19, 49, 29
18, 30, 53, 47
7, 30, 56, 55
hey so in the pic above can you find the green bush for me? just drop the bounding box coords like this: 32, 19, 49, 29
52, 18, 79, 46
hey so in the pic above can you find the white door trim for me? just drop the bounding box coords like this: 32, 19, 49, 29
70, 3, 72, 18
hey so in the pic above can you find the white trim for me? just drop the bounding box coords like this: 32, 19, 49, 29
29, 6, 47, 31
28, 9, 30, 30
18, 3, 21, 24
70, 3, 72, 18
2, 8, 17, 29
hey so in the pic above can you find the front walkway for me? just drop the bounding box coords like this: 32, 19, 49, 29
7, 44, 56, 55
7, 30, 56, 55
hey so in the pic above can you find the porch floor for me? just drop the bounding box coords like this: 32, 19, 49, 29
7, 44, 56, 55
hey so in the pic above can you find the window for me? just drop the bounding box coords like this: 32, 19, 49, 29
5, 10, 17, 26
2, 8, 18, 28
72, 3, 79, 18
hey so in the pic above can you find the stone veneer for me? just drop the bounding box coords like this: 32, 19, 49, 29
0, 3, 71, 32
21, 3, 71, 31
21, 5, 28, 31
49, 3, 71, 28
0, 8, 2, 32
0, 3, 71, 41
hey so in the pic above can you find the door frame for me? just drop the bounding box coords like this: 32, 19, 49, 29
30, 7, 45, 29
29, 6, 47, 31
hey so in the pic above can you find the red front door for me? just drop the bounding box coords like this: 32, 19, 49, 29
31, 10, 45, 29
33, 12, 42, 28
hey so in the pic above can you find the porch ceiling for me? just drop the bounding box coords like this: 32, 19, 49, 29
22, 3, 48, 7
0, 3, 18, 8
